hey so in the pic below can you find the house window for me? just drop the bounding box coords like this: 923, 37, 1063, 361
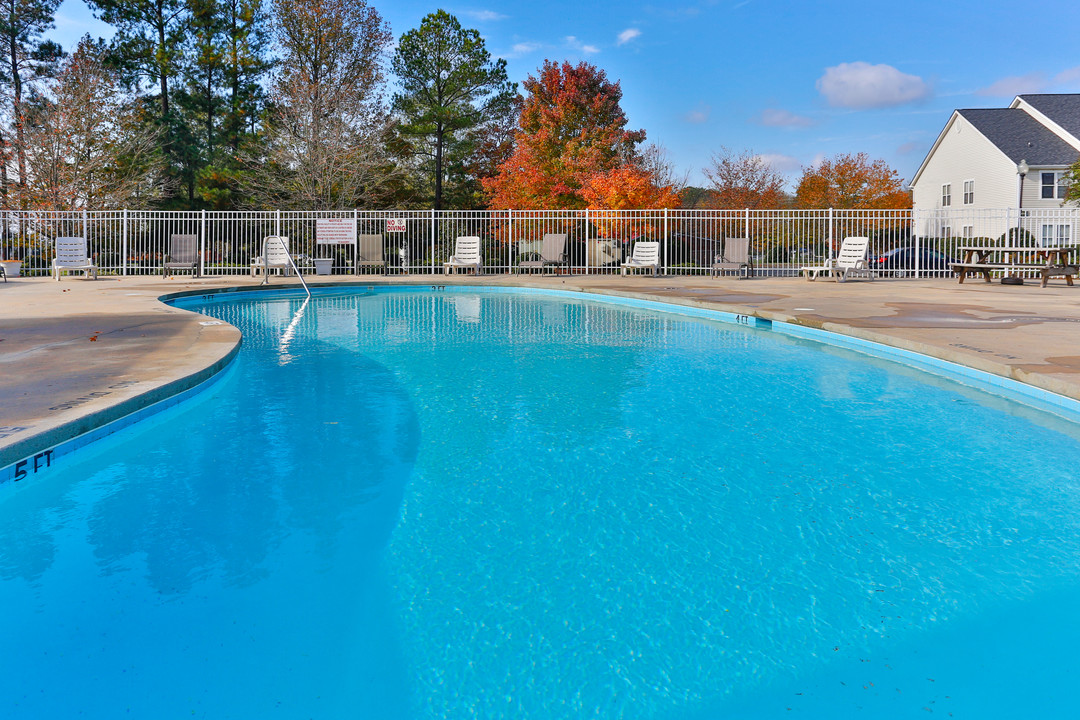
941, 184, 951, 207
963, 180, 974, 204
1042, 172, 1069, 199
962, 225, 973, 238
1041, 225, 1071, 245
942, 226, 952, 238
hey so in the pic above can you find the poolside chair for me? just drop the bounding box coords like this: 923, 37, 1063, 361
444, 236, 482, 275
621, 240, 661, 276
356, 233, 386, 273
251, 236, 292, 277
801, 237, 875, 282
712, 237, 752, 278
53, 236, 97, 281
163, 234, 199, 279
518, 233, 569, 275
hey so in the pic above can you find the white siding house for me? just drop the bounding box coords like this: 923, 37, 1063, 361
910, 94, 1080, 242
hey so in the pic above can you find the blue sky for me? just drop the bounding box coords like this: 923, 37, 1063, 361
52, 0, 1080, 188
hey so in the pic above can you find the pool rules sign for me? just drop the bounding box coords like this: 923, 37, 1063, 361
316, 217, 357, 246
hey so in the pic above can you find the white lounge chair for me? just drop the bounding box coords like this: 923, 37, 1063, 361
163, 234, 199, 278
712, 237, 752, 278
444, 236, 482, 275
251, 236, 292, 277
53, 236, 97, 280
801, 237, 875, 282
621, 240, 661, 276
356, 233, 386, 273
518, 233, 569, 274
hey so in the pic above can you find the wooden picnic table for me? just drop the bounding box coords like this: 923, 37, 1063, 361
952, 245, 1079, 287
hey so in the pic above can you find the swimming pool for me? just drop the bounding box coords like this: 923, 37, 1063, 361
3, 287, 1080, 718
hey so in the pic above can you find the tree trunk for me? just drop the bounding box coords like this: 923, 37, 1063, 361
6, 13, 26, 193
434, 124, 444, 210
228, 3, 240, 153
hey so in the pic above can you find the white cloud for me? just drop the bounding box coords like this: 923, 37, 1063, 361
757, 108, 813, 128
684, 103, 710, 124
755, 153, 801, 173
617, 28, 641, 45
977, 72, 1046, 97
464, 10, 508, 21
507, 41, 542, 57
1054, 66, 1080, 87
896, 141, 925, 156
566, 36, 600, 54
816, 62, 931, 109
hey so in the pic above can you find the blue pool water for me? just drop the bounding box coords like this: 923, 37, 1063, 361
3, 288, 1080, 718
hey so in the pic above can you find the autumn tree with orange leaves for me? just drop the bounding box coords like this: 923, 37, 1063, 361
795, 152, 910, 209
484, 60, 668, 209
580, 165, 679, 209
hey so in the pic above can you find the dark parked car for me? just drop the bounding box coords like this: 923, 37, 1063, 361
868, 247, 957, 276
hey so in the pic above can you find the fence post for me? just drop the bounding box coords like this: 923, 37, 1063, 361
275, 209, 281, 237
122, 209, 129, 276
584, 207, 590, 272
200, 209, 207, 277
430, 208, 436, 274
827, 207, 835, 261
509, 209, 514, 274
656, 209, 665, 278
911, 210, 920, 279
744, 207, 751, 268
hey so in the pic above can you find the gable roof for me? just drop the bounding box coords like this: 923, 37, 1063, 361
958, 108, 1079, 166
1015, 94, 1080, 142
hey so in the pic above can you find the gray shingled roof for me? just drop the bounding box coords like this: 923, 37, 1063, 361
1017, 93, 1080, 141
959, 108, 1079, 166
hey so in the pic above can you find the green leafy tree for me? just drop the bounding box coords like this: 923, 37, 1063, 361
219, 0, 270, 152
88, 0, 194, 206
1065, 156, 1080, 206
172, 0, 225, 203
0, 0, 64, 203
180, 0, 271, 208
391, 10, 516, 209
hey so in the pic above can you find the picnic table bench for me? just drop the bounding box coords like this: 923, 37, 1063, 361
952, 245, 1079, 287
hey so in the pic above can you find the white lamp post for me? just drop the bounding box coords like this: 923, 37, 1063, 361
1017, 159, 1029, 215
1003, 160, 1031, 284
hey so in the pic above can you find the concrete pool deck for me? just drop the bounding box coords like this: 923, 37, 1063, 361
3, 271, 1080, 469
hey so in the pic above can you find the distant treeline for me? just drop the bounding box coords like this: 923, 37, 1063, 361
0, 1, 910, 211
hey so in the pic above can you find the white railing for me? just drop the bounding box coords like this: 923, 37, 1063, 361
1, 207, 1077, 279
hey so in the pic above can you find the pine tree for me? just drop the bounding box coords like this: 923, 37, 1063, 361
88, 0, 192, 206
391, 11, 516, 210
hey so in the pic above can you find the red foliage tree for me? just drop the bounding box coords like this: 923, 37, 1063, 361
483, 60, 646, 209
580, 165, 680, 210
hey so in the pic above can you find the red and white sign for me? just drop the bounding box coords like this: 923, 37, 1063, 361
386, 218, 408, 233
316, 217, 356, 245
